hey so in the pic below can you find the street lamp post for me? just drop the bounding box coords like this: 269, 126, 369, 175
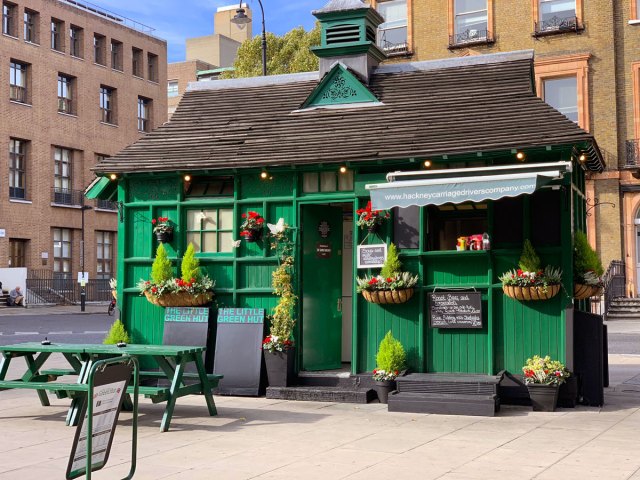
231, 1, 266, 76
80, 205, 93, 312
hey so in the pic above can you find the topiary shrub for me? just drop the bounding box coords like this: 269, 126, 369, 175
151, 243, 173, 284
574, 231, 604, 282
181, 243, 202, 282
518, 239, 541, 272
103, 319, 131, 345
375, 331, 406, 378
380, 243, 402, 279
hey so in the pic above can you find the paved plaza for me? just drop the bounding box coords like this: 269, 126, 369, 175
0, 351, 639, 479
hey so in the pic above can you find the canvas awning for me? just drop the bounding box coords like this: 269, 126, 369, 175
84, 176, 117, 201
366, 161, 572, 210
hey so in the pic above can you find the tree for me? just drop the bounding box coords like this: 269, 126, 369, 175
222, 23, 321, 78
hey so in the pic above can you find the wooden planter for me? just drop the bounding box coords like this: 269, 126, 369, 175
144, 290, 213, 307
574, 283, 603, 300
362, 288, 414, 305
502, 284, 560, 301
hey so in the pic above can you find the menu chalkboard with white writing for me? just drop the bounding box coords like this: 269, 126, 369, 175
428, 292, 483, 329
357, 244, 387, 268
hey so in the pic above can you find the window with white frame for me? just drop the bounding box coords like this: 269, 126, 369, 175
3, 2, 16, 37
100, 86, 115, 124
137, 96, 150, 132
54, 147, 72, 194
70, 25, 82, 57
53, 228, 72, 277
167, 80, 178, 98
24, 9, 38, 43
454, 0, 488, 42
10, 60, 27, 103
9, 138, 26, 199
51, 18, 64, 51
376, 0, 408, 54
186, 209, 234, 253
538, 0, 576, 29
542, 76, 578, 123
96, 231, 114, 280
58, 74, 74, 114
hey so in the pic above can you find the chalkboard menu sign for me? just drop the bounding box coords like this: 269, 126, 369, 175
428, 292, 482, 329
163, 307, 211, 378
357, 244, 387, 268
214, 308, 266, 396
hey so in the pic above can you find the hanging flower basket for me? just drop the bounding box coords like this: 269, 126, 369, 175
362, 288, 414, 305
242, 229, 262, 243
574, 284, 603, 300
144, 291, 213, 307
155, 229, 173, 243
502, 284, 560, 301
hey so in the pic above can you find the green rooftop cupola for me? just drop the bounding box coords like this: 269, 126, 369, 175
311, 0, 386, 84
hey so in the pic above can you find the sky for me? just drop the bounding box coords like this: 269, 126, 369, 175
94, 0, 319, 62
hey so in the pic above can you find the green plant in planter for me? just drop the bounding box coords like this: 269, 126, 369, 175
103, 319, 131, 345
356, 243, 418, 296
181, 243, 201, 282
518, 239, 541, 272
380, 243, 401, 278
151, 243, 173, 284
373, 331, 406, 381
574, 231, 604, 286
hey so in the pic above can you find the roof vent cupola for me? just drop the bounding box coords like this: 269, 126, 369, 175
311, 0, 386, 84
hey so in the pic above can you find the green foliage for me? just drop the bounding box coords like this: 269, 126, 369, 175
376, 331, 406, 373
151, 243, 173, 284
518, 239, 541, 272
380, 243, 402, 278
181, 243, 201, 282
268, 227, 297, 347
221, 23, 321, 79
574, 231, 603, 279
103, 319, 131, 345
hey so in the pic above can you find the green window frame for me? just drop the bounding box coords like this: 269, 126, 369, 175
302, 170, 354, 193
186, 208, 234, 253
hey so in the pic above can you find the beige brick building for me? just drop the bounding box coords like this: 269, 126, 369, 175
371, 0, 640, 294
0, 0, 167, 288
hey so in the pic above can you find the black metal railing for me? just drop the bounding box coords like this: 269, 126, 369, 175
449, 29, 494, 48
625, 139, 640, 168
26, 276, 112, 305
51, 187, 85, 206
96, 199, 118, 210
534, 15, 581, 36
603, 260, 626, 319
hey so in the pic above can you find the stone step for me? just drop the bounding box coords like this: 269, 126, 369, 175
396, 373, 502, 396
296, 371, 376, 389
266, 386, 375, 404
606, 312, 640, 320
388, 392, 499, 416
609, 299, 640, 306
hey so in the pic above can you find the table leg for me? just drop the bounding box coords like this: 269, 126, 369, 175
160, 355, 186, 433
0, 354, 11, 381
23, 353, 51, 407
194, 353, 217, 416
66, 356, 92, 426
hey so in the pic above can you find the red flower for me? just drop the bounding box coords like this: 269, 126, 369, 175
368, 278, 378, 285
394, 370, 399, 375
257, 218, 264, 224
145, 281, 150, 285
386, 278, 394, 283
373, 369, 377, 374
151, 287, 157, 293
241, 213, 247, 218
249, 211, 258, 218
191, 278, 195, 282
151, 219, 157, 224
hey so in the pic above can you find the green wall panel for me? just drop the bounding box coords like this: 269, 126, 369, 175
124, 293, 165, 345
126, 207, 152, 258
237, 294, 279, 311
202, 262, 234, 290
126, 265, 154, 290
128, 178, 179, 203
238, 262, 277, 289
240, 174, 295, 199
424, 253, 489, 286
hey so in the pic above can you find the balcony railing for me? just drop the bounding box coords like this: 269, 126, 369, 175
58, 97, 73, 114
96, 199, 118, 210
9, 85, 27, 103
449, 29, 495, 49
51, 187, 85, 207
534, 15, 582, 37
626, 139, 640, 168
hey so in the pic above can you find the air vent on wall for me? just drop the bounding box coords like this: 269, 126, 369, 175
326, 24, 360, 45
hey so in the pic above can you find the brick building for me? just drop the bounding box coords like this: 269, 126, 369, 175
370, 0, 640, 294
0, 0, 167, 287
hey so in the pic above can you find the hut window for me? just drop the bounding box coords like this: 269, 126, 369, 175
302, 171, 353, 193
186, 208, 233, 253
393, 205, 419, 249
492, 197, 523, 247
530, 189, 561, 246
184, 176, 233, 197
426, 204, 487, 251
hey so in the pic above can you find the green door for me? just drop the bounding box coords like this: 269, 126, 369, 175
302, 204, 343, 371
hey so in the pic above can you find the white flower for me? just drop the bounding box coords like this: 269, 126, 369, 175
267, 218, 285, 235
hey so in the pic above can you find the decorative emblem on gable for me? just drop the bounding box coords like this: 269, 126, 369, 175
321, 72, 358, 101
300, 63, 379, 109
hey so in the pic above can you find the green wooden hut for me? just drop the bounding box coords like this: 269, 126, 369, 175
88, 0, 604, 404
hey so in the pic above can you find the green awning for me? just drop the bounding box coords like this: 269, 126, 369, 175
85, 176, 116, 201
366, 161, 571, 210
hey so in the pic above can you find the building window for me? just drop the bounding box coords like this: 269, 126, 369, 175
70, 25, 82, 57
534, 0, 581, 34
302, 171, 354, 193
96, 231, 114, 280
24, 9, 38, 43
58, 74, 74, 114
9, 138, 26, 199
111, 39, 122, 71
132, 47, 143, 77
53, 147, 72, 203
186, 209, 234, 253
147, 52, 158, 82
450, 0, 493, 46
184, 176, 234, 197
137, 96, 150, 132
9, 60, 28, 103
376, 0, 408, 54
535, 54, 590, 130
393, 205, 420, 249
9, 239, 27, 268
53, 228, 72, 277
167, 80, 179, 98
94, 33, 105, 65
634, 0, 640, 20
3, 2, 16, 37
51, 18, 64, 51
100, 86, 115, 124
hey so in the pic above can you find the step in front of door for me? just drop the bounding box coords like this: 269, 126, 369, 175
388, 392, 499, 416
266, 386, 375, 404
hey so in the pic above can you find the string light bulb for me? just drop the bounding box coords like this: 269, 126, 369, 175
109, 173, 117, 181
260, 171, 268, 179
339, 166, 347, 174
578, 154, 587, 163
516, 152, 525, 161
183, 174, 192, 182
423, 160, 432, 168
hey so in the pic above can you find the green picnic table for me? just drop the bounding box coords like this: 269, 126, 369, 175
0, 342, 223, 432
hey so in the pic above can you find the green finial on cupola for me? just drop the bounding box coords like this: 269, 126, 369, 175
311, 0, 386, 83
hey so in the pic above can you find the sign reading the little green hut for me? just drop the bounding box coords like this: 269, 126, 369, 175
428, 292, 482, 329
357, 244, 387, 269
164, 307, 209, 323
214, 308, 266, 396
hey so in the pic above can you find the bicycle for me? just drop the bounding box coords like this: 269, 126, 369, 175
107, 290, 117, 316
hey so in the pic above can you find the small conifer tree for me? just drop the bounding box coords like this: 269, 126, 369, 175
574, 231, 604, 278
103, 319, 131, 344
181, 243, 201, 282
380, 243, 402, 278
151, 243, 173, 284
376, 331, 406, 374
518, 239, 542, 272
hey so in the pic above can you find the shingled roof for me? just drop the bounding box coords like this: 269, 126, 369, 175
95, 50, 604, 175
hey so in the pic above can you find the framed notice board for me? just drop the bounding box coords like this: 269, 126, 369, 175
214, 308, 266, 396
357, 244, 387, 268
428, 291, 483, 329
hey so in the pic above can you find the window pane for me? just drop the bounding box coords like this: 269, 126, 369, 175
320, 172, 336, 192
202, 232, 217, 252
338, 170, 354, 191
540, 0, 575, 19
543, 76, 578, 122
186, 210, 199, 230
187, 232, 200, 252
455, 12, 487, 32
455, 0, 486, 12
202, 210, 218, 230
393, 205, 420, 249
303, 172, 319, 193
218, 209, 233, 229
378, 0, 407, 23
219, 232, 233, 252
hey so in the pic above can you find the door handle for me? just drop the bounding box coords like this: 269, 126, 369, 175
337, 298, 342, 312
